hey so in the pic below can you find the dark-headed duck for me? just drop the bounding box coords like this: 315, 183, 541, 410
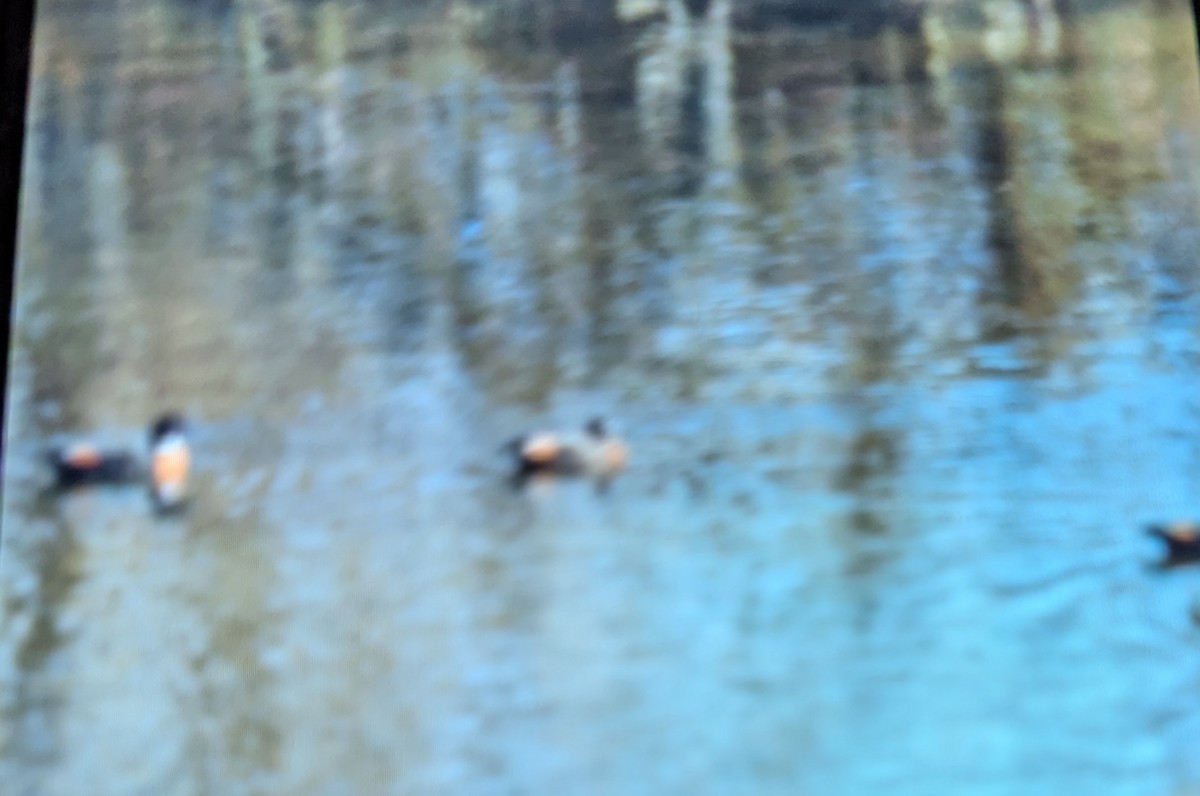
1147, 521, 1200, 568
505, 417, 629, 493
46, 442, 139, 488
149, 413, 191, 513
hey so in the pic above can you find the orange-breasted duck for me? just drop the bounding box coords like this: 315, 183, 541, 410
1147, 521, 1200, 568
149, 413, 191, 513
504, 417, 629, 493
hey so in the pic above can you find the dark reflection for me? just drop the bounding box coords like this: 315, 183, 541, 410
903, 83, 949, 159
844, 5, 926, 87
836, 428, 901, 497
38, 74, 92, 252
12, 518, 78, 674
256, 51, 305, 267
187, 500, 282, 782
582, 204, 628, 381
674, 62, 708, 197
832, 177, 910, 628
31, 73, 63, 239
969, 59, 1039, 336
120, 73, 162, 236
381, 248, 433, 354
23, 73, 102, 427
262, 144, 298, 273
443, 89, 483, 228
4, 498, 81, 768
974, 55, 1085, 349
835, 375, 907, 623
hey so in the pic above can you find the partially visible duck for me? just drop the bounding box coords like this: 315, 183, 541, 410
504, 417, 629, 493
149, 413, 191, 513
45, 442, 139, 489
1146, 521, 1200, 568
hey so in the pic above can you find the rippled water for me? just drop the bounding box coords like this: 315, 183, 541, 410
3, 1, 1200, 793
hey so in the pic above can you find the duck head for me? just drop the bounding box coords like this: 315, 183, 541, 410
150, 413, 187, 445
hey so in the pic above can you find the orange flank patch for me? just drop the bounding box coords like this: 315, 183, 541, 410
63, 444, 103, 469
152, 446, 191, 490
521, 434, 561, 464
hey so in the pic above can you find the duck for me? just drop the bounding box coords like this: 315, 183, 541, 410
1146, 521, 1200, 568
45, 442, 139, 488
148, 413, 191, 513
504, 417, 629, 493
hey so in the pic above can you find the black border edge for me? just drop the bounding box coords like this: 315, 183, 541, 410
1193, 0, 1200, 70
0, 0, 35, 509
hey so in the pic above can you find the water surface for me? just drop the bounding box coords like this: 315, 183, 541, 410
3, 1, 1200, 793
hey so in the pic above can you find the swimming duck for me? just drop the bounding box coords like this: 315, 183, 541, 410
504, 417, 629, 493
45, 442, 139, 488
1146, 521, 1200, 568
149, 413, 191, 513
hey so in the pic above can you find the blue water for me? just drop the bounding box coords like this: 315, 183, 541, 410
2, 1, 1200, 794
